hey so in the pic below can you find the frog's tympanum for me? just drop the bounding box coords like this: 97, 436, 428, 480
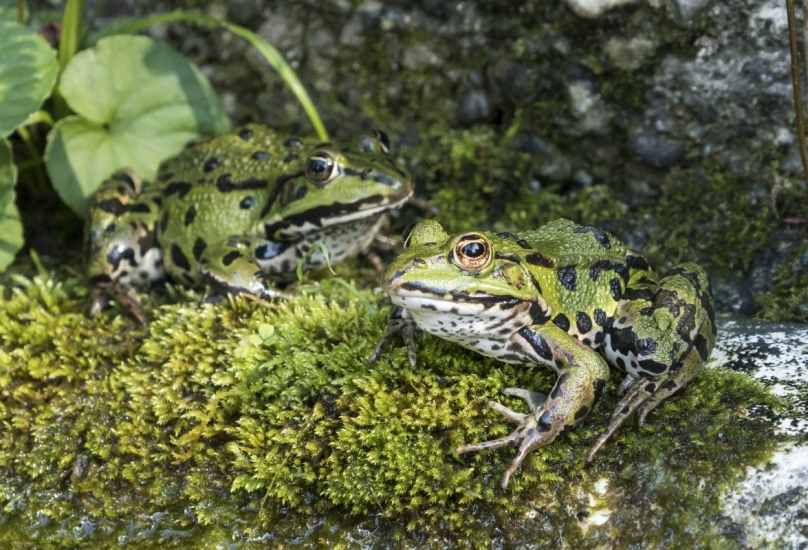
371, 219, 715, 488
85, 125, 412, 323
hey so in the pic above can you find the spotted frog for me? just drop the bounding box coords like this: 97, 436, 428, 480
370, 219, 715, 487
85, 124, 412, 322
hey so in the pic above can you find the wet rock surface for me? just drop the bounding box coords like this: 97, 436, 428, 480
713, 317, 808, 550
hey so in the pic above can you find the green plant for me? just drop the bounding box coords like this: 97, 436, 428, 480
0, 0, 327, 272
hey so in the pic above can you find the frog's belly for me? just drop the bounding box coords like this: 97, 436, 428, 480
394, 297, 536, 364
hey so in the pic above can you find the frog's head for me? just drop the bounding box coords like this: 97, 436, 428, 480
265, 130, 412, 237
383, 220, 550, 318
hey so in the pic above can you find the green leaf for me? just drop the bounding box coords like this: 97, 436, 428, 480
0, 19, 59, 137
0, 138, 13, 211
0, 139, 23, 272
88, 12, 328, 142
0, 0, 24, 22
45, 34, 229, 215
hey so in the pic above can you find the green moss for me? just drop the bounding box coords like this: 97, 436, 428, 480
755, 235, 808, 323
0, 270, 785, 547
643, 169, 780, 272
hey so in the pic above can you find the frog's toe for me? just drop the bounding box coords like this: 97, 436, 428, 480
487, 400, 528, 423
586, 381, 656, 461
368, 306, 417, 367
90, 284, 147, 325
458, 402, 558, 488
89, 290, 110, 317
503, 387, 547, 412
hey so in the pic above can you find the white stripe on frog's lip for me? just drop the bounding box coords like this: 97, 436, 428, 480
389, 294, 491, 316
316, 193, 411, 228
268, 192, 412, 237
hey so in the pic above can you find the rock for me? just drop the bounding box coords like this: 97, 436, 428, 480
629, 128, 684, 168
455, 90, 491, 126
669, 0, 712, 24
563, 0, 641, 19
402, 42, 442, 71
714, 318, 808, 549
567, 81, 613, 135
256, 7, 304, 62
517, 133, 573, 182
604, 37, 657, 70
225, 0, 266, 28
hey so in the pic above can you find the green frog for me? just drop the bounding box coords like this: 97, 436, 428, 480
370, 219, 715, 488
85, 124, 412, 323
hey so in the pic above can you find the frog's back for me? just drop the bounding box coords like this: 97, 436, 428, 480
156, 124, 296, 240
516, 219, 633, 262
510, 219, 657, 339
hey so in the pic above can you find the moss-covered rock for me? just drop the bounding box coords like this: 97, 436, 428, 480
0, 270, 784, 547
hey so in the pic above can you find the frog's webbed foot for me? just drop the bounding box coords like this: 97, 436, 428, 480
587, 328, 711, 462
456, 387, 550, 489
368, 306, 417, 367
90, 283, 148, 325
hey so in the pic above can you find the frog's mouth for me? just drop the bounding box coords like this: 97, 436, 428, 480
387, 280, 526, 317
264, 193, 412, 237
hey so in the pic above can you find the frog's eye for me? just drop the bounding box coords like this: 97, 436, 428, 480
453, 235, 492, 271
306, 152, 340, 185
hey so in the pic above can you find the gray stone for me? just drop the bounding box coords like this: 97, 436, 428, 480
563, 0, 641, 18
669, 0, 713, 23
567, 81, 613, 135
402, 42, 442, 71
605, 37, 658, 70
714, 318, 808, 550
225, 0, 266, 28
256, 7, 304, 62
455, 90, 491, 126
517, 134, 573, 182
629, 128, 684, 168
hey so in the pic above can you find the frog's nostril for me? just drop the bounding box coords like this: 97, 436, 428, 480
413, 257, 427, 266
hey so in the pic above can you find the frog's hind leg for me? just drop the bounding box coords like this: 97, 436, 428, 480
198, 236, 297, 301
590, 262, 716, 460
85, 169, 162, 323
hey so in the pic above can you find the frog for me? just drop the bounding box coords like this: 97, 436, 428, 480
85, 124, 412, 323
370, 218, 715, 488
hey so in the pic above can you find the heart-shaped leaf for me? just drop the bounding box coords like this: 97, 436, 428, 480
45, 34, 229, 215
0, 19, 59, 137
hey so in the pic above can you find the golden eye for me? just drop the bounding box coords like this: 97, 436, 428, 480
453, 235, 492, 271
306, 152, 339, 185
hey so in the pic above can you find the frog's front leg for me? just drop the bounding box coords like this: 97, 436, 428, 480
589, 262, 716, 460
368, 306, 418, 367
197, 236, 300, 300
456, 324, 610, 488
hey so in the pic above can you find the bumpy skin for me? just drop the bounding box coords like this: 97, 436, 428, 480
85, 125, 412, 322
371, 219, 716, 488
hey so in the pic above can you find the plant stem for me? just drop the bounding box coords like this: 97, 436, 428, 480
787, 0, 808, 188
